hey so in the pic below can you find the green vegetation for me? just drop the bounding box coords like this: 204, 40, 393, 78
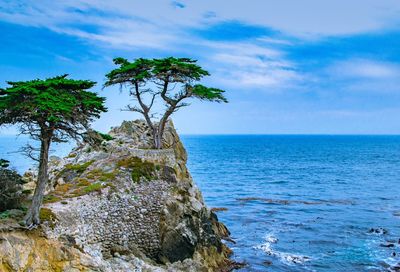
117, 157, 158, 183
104, 57, 227, 149
98, 131, 113, 141
76, 178, 91, 187
43, 195, 62, 204
83, 182, 103, 193
39, 208, 57, 228
0, 159, 10, 168
70, 182, 112, 197
0, 161, 25, 212
0, 210, 10, 219
47, 168, 118, 200
0, 75, 107, 226
86, 169, 118, 182
65, 160, 95, 173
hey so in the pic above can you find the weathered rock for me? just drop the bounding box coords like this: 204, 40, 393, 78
1, 120, 232, 271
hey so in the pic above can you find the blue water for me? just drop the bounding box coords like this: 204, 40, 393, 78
181, 135, 400, 271
0, 136, 73, 173
2, 135, 400, 271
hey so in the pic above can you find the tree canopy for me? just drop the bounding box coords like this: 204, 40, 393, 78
0, 74, 107, 226
0, 74, 107, 143
104, 57, 227, 148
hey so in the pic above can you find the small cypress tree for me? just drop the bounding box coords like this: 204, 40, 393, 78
105, 57, 227, 149
0, 75, 107, 227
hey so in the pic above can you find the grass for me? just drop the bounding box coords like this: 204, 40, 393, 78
69, 182, 113, 197
76, 178, 91, 187
83, 182, 103, 193
49, 167, 119, 200
43, 195, 62, 204
65, 160, 95, 173
116, 157, 158, 183
86, 169, 118, 181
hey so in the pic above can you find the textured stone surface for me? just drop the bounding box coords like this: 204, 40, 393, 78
0, 120, 232, 271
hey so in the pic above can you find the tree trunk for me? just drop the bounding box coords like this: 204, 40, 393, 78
153, 126, 162, 149
24, 136, 51, 227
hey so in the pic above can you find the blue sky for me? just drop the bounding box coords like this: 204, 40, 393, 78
1, 0, 400, 134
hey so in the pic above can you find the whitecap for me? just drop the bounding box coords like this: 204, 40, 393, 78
254, 233, 311, 265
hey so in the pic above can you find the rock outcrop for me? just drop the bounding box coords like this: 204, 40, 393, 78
0, 120, 233, 272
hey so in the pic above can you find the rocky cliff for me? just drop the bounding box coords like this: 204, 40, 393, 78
0, 120, 233, 272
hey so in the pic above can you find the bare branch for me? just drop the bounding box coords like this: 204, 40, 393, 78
19, 144, 40, 162
122, 105, 144, 114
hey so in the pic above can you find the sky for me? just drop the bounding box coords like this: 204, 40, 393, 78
1, 0, 400, 134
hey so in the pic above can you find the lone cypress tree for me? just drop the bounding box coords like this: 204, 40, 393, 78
105, 57, 227, 149
0, 75, 107, 227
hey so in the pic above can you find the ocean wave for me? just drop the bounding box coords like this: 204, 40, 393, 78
254, 233, 311, 265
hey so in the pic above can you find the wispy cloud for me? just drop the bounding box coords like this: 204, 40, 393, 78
202, 42, 302, 89
1, 0, 400, 133
329, 59, 400, 79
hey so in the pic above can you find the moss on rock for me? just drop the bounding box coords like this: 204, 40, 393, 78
65, 160, 95, 173
117, 157, 159, 183
39, 208, 57, 228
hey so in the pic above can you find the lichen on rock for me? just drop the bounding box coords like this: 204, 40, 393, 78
0, 120, 234, 271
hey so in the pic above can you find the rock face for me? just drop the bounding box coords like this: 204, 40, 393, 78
0, 120, 232, 272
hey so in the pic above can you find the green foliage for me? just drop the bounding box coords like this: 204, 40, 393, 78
86, 168, 118, 182
0, 210, 10, 219
0, 167, 24, 212
69, 181, 112, 197
83, 182, 103, 193
116, 157, 158, 183
66, 153, 77, 158
97, 131, 113, 141
191, 84, 228, 103
65, 160, 95, 173
151, 57, 210, 81
0, 159, 10, 168
43, 194, 61, 204
105, 57, 227, 103
105, 58, 153, 86
0, 75, 107, 142
104, 57, 227, 149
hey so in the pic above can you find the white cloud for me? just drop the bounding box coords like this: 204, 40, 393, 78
2, 0, 400, 47
329, 59, 400, 79
202, 42, 301, 89
1, 0, 398, 92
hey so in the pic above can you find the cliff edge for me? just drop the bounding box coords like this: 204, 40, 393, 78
0, 120, 233, 272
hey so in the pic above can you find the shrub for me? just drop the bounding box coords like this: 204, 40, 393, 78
0, 161, 24, 212
98, 132, 113, 141
0, 159, 10, 168
65, 160, 94, 173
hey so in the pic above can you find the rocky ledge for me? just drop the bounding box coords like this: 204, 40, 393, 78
0, 120, 234, 272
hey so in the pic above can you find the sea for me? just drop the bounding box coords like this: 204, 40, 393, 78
1, 135, 400, 271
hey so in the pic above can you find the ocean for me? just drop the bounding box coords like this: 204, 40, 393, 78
182, 135, 400, 271
1, 135, 400, 271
